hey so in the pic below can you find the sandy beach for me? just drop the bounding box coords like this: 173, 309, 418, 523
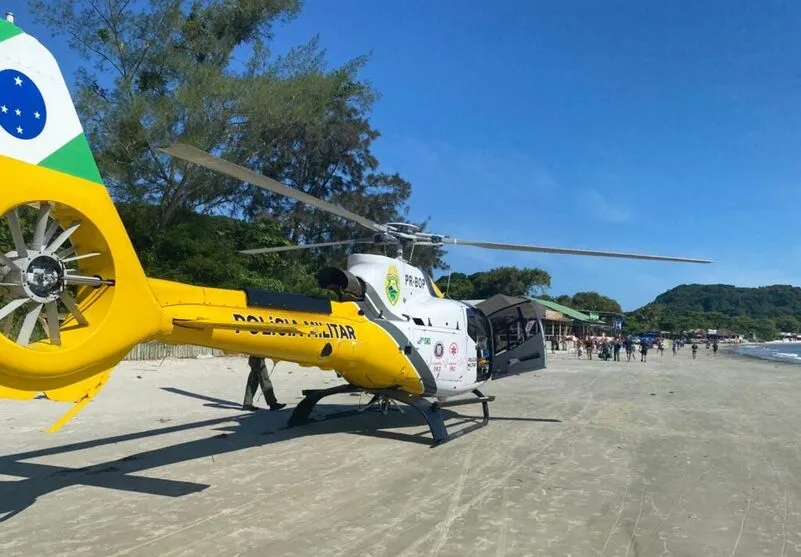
1, 346, 800, 556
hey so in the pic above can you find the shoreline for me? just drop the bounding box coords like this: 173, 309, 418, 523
725, 341, 801, 368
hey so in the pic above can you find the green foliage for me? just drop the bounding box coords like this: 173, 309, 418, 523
434, 267, 551, 300
775, 315, 800, 332
571, 291, 622, 313
541, 291, 622, 313
650, 284, 801, 318
624, 284, 801, 340
27, 0, 447, 293
30, 0, 304, 227
116, 202, 328, 296
547, 291, 623, 313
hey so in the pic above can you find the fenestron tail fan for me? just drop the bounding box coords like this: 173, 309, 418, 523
0, 19, 324, 431
0, 17, 166, 430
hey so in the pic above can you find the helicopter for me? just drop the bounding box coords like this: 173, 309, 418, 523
0, 16, 711, 444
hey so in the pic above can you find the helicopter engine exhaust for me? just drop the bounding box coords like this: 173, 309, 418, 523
317, 267, 365, 301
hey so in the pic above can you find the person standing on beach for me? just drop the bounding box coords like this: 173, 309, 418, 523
640, 341, 648, 362
672, 340, 677, 356
713, 341, 718, 355
613, 338, 621, 361
243, 356, 287, 412
691, 343, 698, 359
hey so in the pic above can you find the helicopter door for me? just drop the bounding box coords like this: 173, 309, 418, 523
466, 307, 493, 383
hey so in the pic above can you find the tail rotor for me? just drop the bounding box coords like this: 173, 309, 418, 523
0, 200, 116, 350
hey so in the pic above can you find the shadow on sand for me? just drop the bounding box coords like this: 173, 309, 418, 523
0, 387, 561, 523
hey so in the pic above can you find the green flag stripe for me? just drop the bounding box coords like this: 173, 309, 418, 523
0, 19, 22, 42
38, 134, 103, 184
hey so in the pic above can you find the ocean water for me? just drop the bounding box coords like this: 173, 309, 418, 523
736, 342, 801, 364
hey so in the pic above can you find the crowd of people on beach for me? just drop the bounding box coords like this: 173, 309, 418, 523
550, 335, 719, 362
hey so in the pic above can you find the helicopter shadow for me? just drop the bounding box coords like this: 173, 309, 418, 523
0, 388, 561, 524
159, 386, 243, 410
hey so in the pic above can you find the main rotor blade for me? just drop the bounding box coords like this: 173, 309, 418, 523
443, 238, 712, 263
159, 144, 387, 234
240, 238, 377, 255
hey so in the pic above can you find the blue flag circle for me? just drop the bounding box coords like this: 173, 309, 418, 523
0, 69, 47, 140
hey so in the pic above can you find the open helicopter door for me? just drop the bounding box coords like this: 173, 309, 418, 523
474, 295, 547, 378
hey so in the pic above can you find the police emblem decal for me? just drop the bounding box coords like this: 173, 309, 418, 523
385, 264, 401, 305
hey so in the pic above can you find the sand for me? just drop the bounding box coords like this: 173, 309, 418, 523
1, 346, 800, 556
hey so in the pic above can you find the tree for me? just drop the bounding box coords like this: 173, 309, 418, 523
538, 294, 573, 306
116, 201, 325, 294
553, 294, 573, 306
31, 0, 303, 228
775, 315, 799, 333
570, 291, 623, 313
435, 266, 551, 300
235, 37, 445, 273
434, 272, 474, 300
31, 0, 446, 279
540, 292, 622, 313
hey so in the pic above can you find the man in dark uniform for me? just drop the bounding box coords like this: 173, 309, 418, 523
243, 355, 286, 411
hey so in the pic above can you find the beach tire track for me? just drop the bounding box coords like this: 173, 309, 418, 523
625, 489, 646, 557
110, 437, 401, 557
731, 462, 752, 557
639, 468, 710, 554
395, 428, 562, 557
599, 484, 630, 556
397, 379, 600, 557
768, 452, 788, 557
495, 484, 509, 557
329, 445, 472, 557
429, 440, 477, 557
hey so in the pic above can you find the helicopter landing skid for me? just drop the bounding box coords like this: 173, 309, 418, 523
284, 385, 492, 447
285, 383, 362, 428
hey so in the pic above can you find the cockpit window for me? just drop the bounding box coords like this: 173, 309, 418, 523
467, 308, 493, 351
467, 307, 493, 381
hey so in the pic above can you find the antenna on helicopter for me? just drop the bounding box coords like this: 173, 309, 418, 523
158, 143, 713, 265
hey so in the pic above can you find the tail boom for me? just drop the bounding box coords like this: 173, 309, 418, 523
148, 278, 425, 394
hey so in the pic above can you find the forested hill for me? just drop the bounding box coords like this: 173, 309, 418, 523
626, 284, 801, 339
648, 284, 801, 317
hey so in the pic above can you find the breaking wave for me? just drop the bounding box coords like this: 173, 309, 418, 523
736, 343, 801, 364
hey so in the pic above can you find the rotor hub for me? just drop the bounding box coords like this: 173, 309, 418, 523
20, 254, 65, 303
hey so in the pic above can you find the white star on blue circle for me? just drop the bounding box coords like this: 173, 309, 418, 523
0, 69, 47, 140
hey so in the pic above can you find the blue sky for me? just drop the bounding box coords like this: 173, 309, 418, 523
8, 1, 801, 310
